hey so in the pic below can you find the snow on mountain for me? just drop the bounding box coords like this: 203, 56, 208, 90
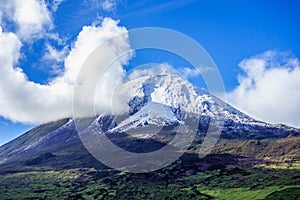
108, 72, 266, 133
95, 71, 300, 140
0, 118, 76, 164
0, 72, 299, 165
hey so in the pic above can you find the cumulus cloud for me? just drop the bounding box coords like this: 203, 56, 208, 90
0, 0, 67, 80
62, 18, 129, 84
0, 18, 131, 124
0, 0, 52, 40
228, 51, 300, 127
68, 18, 132, 116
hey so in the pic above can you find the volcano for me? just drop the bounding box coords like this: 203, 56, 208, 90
0, 72, 299, 167
1, 72, 300, 199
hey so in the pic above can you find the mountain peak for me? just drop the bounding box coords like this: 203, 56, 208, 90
103, 72, 299, 138
0, 72, 299, 165
123, 72, 207, 113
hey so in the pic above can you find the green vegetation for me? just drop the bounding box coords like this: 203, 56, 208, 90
200, 186, 299, 200
258, 161, 300, 170
0, 168, 211, 200
0, 157, 300, 200
0, 125, 299, 200
265, 187, 300, 200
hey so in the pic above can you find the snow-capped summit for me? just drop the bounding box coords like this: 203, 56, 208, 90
0, 72, 299, 165
114, 73, 251, 127
107, 72, 298, 139
122, 72, 253, 120
123, 72, 208, 114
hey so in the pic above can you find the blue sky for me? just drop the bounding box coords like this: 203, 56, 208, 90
0, 0, 300, 145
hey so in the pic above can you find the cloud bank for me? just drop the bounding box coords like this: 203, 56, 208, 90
228, 51, 300, 127
0, 2, 130, 124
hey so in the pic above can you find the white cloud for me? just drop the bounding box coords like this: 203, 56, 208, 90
64, 18, 131, 116
0, 27, 65, 123
0, 0, 130, 124
101, 0, 116, 11
62, 18, 129, 84
180, 66, 213, 79
43, 44, 69, 63
42, 44, 69, 75
0, 18, 132, 124
82, 0, 116, 12
128, 63, 175, 80
49, 0, 64, 12
228, 51, 300, 127
127, 63, 211, 81
0, 0, 52, 41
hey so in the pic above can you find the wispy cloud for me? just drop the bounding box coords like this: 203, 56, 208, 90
49, 0, 64, 12
83, 0, 118, 12
180, 66, 214, 79
128, 63, 175, 80
121, 0, 197, 19
101, 0, 116, 11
